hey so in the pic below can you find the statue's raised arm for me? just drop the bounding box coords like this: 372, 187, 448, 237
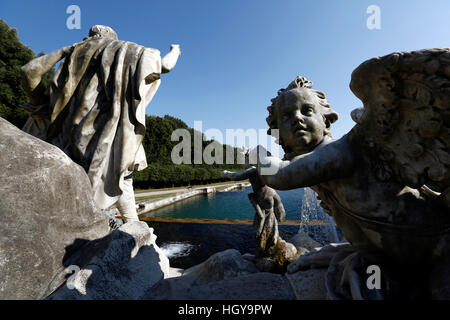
161, 44, 181, 74
21, 45, 73, 100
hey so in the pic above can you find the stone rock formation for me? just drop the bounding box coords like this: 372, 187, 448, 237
0, 117, 110, 299
48, 221, 170, 300
144, 247, 329, 300
144, 249, 296, 300
289, 231, 321, 251
181, 249, 258, 285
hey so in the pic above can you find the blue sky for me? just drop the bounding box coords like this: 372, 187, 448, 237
2, 0, 450, 147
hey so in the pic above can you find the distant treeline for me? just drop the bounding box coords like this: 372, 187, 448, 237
134, 115, 242, 189
0, 19, 242, 189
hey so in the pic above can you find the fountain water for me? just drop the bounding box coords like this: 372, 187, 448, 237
299, 188, 341, 244
159, 242, 197, 259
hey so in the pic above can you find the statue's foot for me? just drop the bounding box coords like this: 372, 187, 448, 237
287, 242, 352, 274
253, 239, 306, 273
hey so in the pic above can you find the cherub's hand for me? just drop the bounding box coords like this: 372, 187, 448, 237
221, 167, 257, 181
221, 170, 239, 180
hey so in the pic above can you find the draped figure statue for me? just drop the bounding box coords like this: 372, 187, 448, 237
21, 25, 181, 222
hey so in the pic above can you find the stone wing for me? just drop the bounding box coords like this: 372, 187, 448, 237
349, 48, 450, 206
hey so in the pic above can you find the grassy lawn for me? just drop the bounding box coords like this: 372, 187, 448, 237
135, 192, 180, 202
134, 180, 248, 194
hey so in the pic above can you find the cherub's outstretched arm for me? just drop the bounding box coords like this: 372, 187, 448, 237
221, 167, 258, 181
261, 137, 355, 190
222, 137, 355, 189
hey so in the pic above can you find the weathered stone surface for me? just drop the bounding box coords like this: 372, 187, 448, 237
188, 272, 296, 300
242, 253, 256, 262
182, 249, 258, 285
285, 268, 328, 300
289, 231, 321, 251
168, 267, 184, 278
48, 221, 170, 300
143, 249, 258, 299
0, 118, 110, 300
146, 272, 295, 300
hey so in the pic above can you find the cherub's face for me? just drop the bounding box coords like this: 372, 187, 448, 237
276, 88, 328, 155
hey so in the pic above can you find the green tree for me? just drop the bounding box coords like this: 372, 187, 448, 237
143, 115, 190, 165
134, 114, 244, 188
0, 20, 55, 129
0, 19, 34, 128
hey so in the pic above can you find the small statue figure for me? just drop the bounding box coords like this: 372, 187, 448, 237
21, 25, 180, 222
231, 147, 299, 272
223, 49, 450, 299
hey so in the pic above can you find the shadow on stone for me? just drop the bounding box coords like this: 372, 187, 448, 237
47, 221, 169, 300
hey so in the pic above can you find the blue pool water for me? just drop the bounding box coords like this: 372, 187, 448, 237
141, 187, 305, 220
142, 186, 344, 266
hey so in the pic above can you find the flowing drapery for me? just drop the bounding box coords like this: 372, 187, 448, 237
24, 37, 162, 210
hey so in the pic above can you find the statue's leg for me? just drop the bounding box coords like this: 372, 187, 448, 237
116, 175, 139, 222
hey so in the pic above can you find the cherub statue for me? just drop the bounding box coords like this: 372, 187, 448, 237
223, 49, 450, 299
21, 25, 180, 222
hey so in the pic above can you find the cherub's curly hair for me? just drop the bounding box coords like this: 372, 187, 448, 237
266, 76, 338, 150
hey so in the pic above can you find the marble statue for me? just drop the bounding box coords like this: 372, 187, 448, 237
21, 25, 180, 222
234, 147, 300, 272
223, 49, 450, 299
